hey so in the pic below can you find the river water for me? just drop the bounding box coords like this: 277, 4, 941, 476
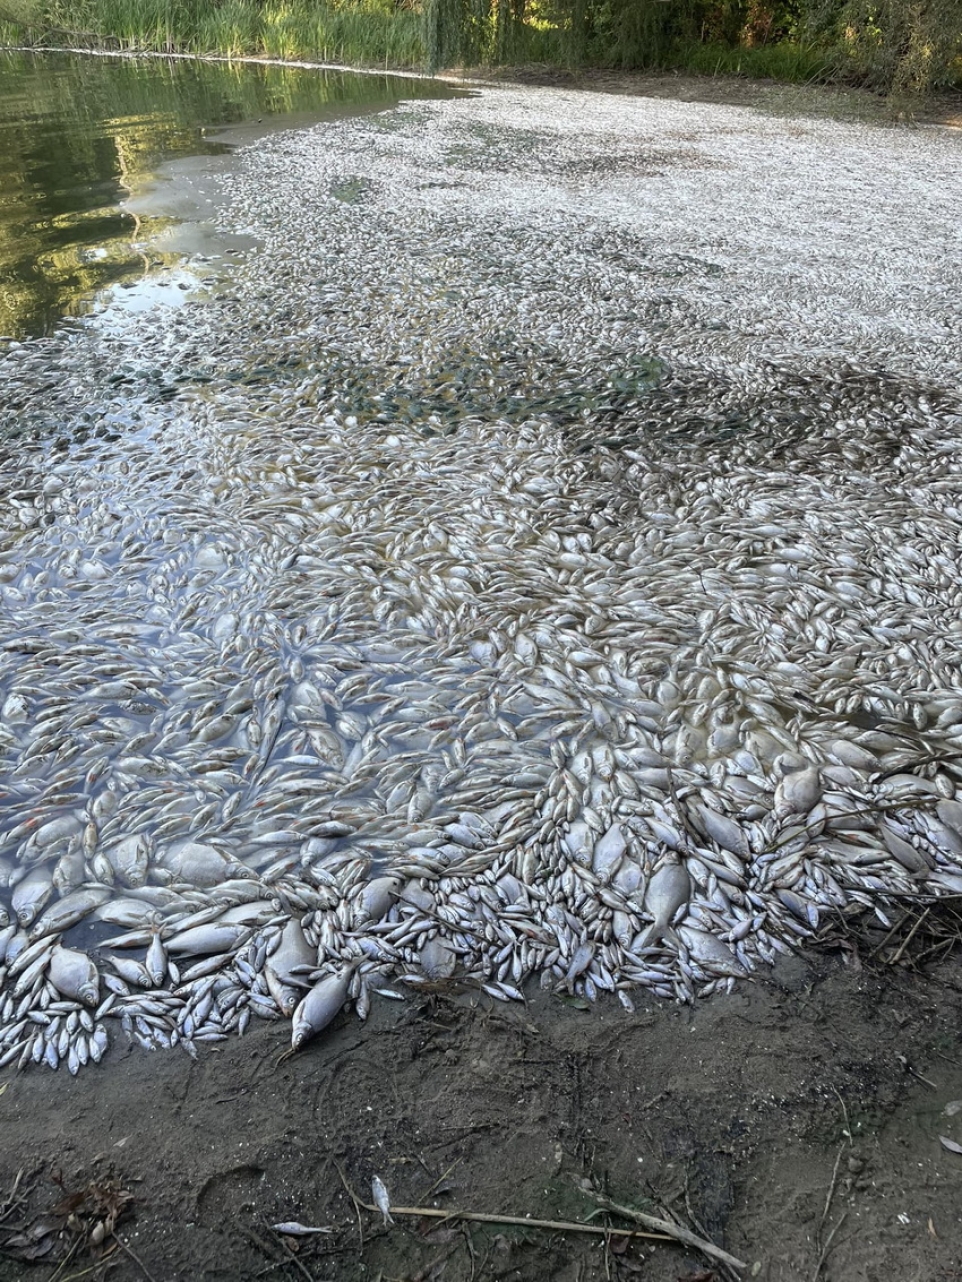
0, 49, 459, 338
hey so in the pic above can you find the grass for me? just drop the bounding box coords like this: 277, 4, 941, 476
668, 40, 835, 85
0, 0, 957, 92
0, 0, 425, 67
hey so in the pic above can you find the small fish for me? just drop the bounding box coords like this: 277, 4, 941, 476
271, 1222, 332, 1236
290, 970, 350, 1052
371, 1176, 394, 1227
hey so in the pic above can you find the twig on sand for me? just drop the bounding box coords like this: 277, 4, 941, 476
832, 1086, 853, 1146
811, 1146, 845, 1282
812, 1210, 847, 1281
113, 1235, 160, 1282
889, 908, 930, 965
45, 1237, 82, 1282
0, 1167, 27, 1224
243, 1223, 317, 1282
334, 1160, 364, 1249
262, 1223, 319, 1282
334, 1164, 672, 1244
575, 1179, 748, 1272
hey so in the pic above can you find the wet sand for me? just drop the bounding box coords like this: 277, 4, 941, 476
3, 945, 962, 1280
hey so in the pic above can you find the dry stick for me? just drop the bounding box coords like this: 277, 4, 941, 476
831, 1086, 853, 1146
334, 1160, 364, 1250
263, 1225, 318, 1282
113, 1234, 160, 1282
817, 1147, 844, 1241
336, 1167, 671, 1245
57, 1265, 103, 1282
0, 1167, 25, 1224
45, 1236, 82, 1282
812, 1210, 848, 1282
359, 1200, 669, 1243
889, 907, 931, 965
912, 937, 956, 966
576, 1182, 747, 1272
870, 910, 911, 959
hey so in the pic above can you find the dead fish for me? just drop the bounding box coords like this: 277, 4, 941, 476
105, 835, 150, 889
11, 866, 53, 926
637, 859, 691, 949
687, 801, 749, 859
419, 936, 456, 981
592, 823, 627, 880
265, 918, 314, 1016
165, 922, 251, 955
48, 944, 100, 1007
161, 840, 230, 887
371, 1176, 394, 1227
290, 969, 350, 1051
773, 767, 821, 818
677, 926, 748, 979
354, 875, 400, 923
881, 826, 934, 875
29, 886, 111, 941
271, 1222, 333, 1236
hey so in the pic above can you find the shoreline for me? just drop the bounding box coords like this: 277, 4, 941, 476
3, 42, 961, 128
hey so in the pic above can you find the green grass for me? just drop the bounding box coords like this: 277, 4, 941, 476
0, 0, 956, 92
1, 0, 425, 67
668, 40, 835, 84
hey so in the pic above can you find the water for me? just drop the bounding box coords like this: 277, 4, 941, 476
0, 49, 460, 338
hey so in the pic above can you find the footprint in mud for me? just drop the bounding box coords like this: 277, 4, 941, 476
196, 1163, 266, 1217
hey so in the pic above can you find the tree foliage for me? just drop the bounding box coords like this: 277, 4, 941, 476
422, 0, 962, 92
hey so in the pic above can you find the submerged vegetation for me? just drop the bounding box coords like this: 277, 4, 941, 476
0, 0, 959, 93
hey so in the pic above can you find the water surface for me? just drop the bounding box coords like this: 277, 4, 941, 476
0, 50, 459, 338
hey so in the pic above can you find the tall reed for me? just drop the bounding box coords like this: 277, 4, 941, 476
2, 0, 959, 92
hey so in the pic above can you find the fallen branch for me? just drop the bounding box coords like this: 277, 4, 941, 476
812, 1145, 844, 1282
889, 907, 931, 965
812, 1209, 847, 1281
112, 1235, 159, 1282
575, 1178, 748, 1272
334, 1164, 671, 1244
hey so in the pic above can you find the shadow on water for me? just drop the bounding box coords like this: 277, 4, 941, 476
0, 50, 462, 338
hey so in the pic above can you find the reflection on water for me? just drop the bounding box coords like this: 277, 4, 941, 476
0, 51, 459, 338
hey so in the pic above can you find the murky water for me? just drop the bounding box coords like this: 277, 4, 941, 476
0, 50, 460, 338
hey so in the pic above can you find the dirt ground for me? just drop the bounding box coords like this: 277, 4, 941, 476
459, 65, 962, 130
3, 913, 962, 1282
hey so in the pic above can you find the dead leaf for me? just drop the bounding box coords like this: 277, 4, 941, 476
928, 1216, 937, 1237
2, 1225, 58, 1261
557, 994, 590, 1011
938, 1135, 962, 1154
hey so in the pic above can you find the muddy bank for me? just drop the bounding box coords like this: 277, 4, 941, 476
2, 944, 962, 1281
461, 65, 962, 129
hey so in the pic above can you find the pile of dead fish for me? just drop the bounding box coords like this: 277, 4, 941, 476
1, 85, 961, 1074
